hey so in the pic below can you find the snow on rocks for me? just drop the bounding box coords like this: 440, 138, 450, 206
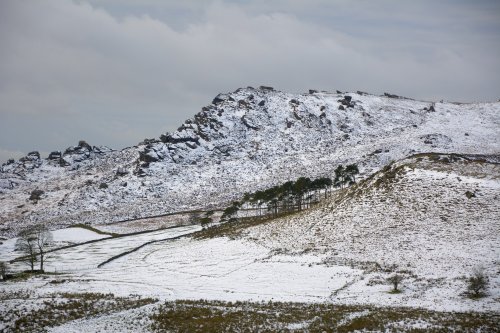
1, 89, 499, 238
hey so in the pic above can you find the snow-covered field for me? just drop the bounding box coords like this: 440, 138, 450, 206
1, 155, 499, 318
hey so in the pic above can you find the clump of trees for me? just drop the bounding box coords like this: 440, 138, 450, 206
220, 164, 359, 221
15, 225, 53, 272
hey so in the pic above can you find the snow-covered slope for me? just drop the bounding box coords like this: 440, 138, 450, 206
241, 153, 500, 310
1, 87, 499, 236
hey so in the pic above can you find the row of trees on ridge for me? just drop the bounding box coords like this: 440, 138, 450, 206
221, 164, 359, 221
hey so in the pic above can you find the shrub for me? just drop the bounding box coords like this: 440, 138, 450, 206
387, 274, 403, 293
467, 266, 488, 298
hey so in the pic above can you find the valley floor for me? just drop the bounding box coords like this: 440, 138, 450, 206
0, 224, 499, 332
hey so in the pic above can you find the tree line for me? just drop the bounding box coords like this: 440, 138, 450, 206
221, 164, 359, 221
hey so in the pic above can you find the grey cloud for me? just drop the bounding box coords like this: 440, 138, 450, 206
0, 0, 499, 162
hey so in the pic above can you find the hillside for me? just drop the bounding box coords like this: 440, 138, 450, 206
0, 154, 498, 332
1, 87, 499, 236
240, 153, 500, 310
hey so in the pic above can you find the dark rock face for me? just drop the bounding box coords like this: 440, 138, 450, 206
338, 95, 355, 109
384, 92, 400, 98
212, 94, 226, 105
259, 86, 274, 91
258, 100, 265, 106
139, 150, 160, 163
139, 138, 159, 145
290, 99, 299, 105
309, 89, 318, 94
48, 151, 62, 160
160, 134, 199, 145
78, 140, 92, 151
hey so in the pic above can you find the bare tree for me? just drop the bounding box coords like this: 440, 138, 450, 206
33, 225, 53, 272
15, 229, 38, 272
15, 226, 53, 272
0, 261, 7, 280
387, 274, 403, 292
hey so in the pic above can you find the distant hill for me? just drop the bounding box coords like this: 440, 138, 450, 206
1, 87, 499, 236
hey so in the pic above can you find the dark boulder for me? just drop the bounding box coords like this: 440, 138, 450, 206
48, 151, 62, 160
338, 105, 345, 110
309, 89, 318, 94
344, 95, 352, 102
212, 94, 225, 105
258, 100, 265, 106
259, 86, 274, 91
27, 151, 40, 159
384, 92, 399, 98
78, 140, 92, 151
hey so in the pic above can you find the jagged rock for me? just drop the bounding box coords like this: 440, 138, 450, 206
336, 90, 343, 94
212, 94, 226, 105
6, 159, 15, 165
384, 92, 400, 98
116, 167, 128, 176
344, 96, 352, 102
159, 133, 199, 145
139, 150, 160, 163
259, 86, 274, 91
238, 100, 249, 108
309, 89, 318, 94
258, 100, 265, 106
78, 140, 92, 151
428, 104, 436, 112
241, 115, 259, 130
20, 151, 40, 162
48, 151, 62, 160
139, 138, 159, 145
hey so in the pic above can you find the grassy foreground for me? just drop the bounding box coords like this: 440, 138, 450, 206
150, 299, 500, 333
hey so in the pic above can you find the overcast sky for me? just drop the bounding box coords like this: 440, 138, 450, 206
1, 0, 499, 162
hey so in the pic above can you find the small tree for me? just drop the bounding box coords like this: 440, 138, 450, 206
0, 261, 7, 280
467, 266, 488, 298
33, 225, 53, 272
387, 274, 403, 293
15, 229, 38, 272
16, 226, 53, 272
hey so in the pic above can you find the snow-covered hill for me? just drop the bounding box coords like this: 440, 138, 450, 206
241, 153, 500, 311
1, 87, 499, 236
